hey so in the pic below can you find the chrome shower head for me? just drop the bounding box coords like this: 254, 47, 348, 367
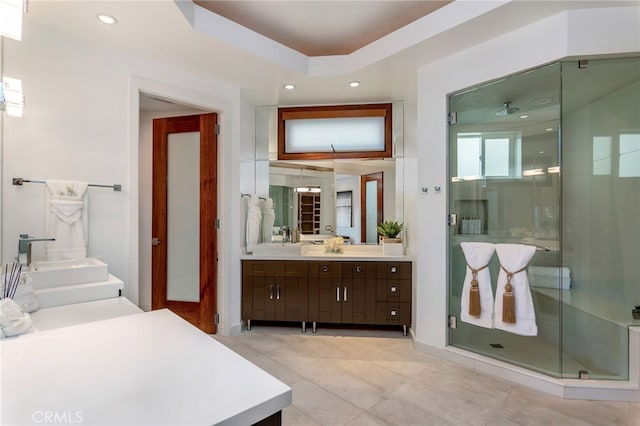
496, 102, 520, 117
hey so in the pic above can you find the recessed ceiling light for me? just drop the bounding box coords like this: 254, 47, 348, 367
519, 115, 528, 119
97, 13, 117, 25
349, 81, 360, 88
545, 127, 554, 131
283, 84, 295, 90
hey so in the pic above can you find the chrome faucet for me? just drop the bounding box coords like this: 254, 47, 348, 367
18, 234, 55, 266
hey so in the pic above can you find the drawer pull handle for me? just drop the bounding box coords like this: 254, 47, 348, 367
276, 285, 281, 300
391, 266, 397, 273
390, 310, 397, 317
269, 285, 274, 300
344, 287, 348, 302
322, 265, 328, 272
336, 287, 340, 302
390, 286, 397, 293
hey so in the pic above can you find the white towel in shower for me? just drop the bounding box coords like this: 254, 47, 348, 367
245, 194, 262, 254
261, 197, 275, 243
45, 180, 89, 260
460, 242, 496, 329
494, 244, 538, 336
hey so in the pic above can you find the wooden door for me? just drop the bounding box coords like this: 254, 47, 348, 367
360, 172, 383, 243
152, 114, 217, 333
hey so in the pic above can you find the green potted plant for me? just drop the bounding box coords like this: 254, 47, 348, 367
377, 221, 404, 256
377, 220, 404, 243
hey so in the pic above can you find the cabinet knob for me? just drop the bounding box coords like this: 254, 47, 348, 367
390, 266, 397, 273
390, 286, 397, 293
355, 266, 363, 273
322, 265, 328, 273
390, 310, 397, 316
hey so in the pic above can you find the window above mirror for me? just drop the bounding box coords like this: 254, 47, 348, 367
278, 103, 392, 160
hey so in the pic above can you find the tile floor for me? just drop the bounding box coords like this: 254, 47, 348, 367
214, 325, 640, 426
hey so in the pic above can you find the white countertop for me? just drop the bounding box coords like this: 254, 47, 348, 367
1, 309, 291, 425
244, 242, 413, 261
30, 297, 142, 331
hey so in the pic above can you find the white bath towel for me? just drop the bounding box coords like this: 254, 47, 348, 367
494, 244, 538, 336
0, 283, 39, 313
460, 242, 496, 328
528, 266, 571, 289
0, 298, 36, 338
245, 194, 262, 254
261, 197, 276, 243
45, 180, 88, 260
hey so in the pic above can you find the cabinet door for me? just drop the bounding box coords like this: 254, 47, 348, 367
250, 275, 277, 321
309, 261, 342, 323
342, 262, 376, 324
278, 273, 309, 322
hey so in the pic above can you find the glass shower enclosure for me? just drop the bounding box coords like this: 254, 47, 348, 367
448, 57, 640, 380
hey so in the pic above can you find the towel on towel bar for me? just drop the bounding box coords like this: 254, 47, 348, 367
494, 244, 537, 336
45, 180, 88, 260
528, 266, 571, 289
245, 194, 262, 254
460, 242, 496, 329
261, 197, 275, 244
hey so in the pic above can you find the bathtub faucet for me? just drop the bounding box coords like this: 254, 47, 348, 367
18, 234, 55, 267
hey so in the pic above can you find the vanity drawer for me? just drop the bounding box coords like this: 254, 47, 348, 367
342, 262, 376, 278
375, 302, 411, 325
376, 262, 411, 279
309, 261, 342, 278
376, 279, 411, 302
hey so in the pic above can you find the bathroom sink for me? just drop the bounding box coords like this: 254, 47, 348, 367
25, 258, 109, 289
251, 243, 304, 256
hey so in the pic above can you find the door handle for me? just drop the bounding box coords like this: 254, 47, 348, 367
336, 287, 340, 302
343, 287, 347, 302
269, 285, 274, 300
276, 285, 281, 300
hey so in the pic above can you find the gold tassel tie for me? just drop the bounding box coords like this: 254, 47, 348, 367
500, 264, 528, 324
467, 263, 489, 317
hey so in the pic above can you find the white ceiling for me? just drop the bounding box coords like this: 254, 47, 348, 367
23, 0, 639, 109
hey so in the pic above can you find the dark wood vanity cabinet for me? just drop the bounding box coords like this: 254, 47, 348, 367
242, 260, 309, 330
242, 259, 411, 334
308, 261, 377, 325
375, 262, 412, 327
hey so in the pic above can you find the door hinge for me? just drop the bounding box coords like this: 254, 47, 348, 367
447, 112, 457, 125
215, 124, 221, 135
215, 218, 220, 229
215, 313, 220, 324
448, 315, 457, 329
151, 237, 161, 246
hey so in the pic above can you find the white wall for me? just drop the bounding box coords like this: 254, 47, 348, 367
2, 23, 253, 335
415, 6, 640, 348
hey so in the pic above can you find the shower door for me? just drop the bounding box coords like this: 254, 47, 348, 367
447, 64, 564, 377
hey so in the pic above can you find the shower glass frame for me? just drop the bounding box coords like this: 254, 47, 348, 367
447, 57, 640, 381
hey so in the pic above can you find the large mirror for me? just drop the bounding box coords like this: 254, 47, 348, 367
257, 103, 404, 244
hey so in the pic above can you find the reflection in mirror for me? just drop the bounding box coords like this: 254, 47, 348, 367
258, 102, 404, 244
267, 162, 333, 241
